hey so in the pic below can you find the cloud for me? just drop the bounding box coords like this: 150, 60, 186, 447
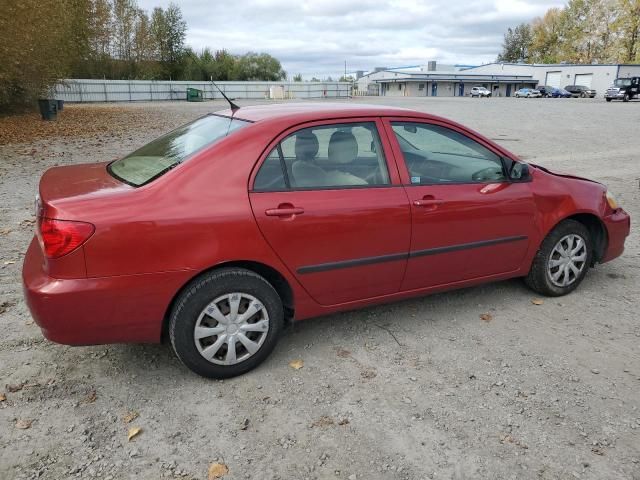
138, 0, 566, 77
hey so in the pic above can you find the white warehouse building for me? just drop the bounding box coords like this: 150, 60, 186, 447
358, 62, 640, 98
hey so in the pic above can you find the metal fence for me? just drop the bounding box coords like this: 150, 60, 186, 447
54, 79, 352, 103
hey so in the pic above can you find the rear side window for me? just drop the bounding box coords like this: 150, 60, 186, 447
109, 115, 250, 186
253, 122, 389, 191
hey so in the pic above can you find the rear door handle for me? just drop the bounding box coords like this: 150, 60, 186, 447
265, 206, 305, 217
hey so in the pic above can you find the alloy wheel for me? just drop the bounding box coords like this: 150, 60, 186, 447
194, 292, 270, 365
547, 234, 587, 287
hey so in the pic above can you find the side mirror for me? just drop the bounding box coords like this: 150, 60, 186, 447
509, 162, 530, 181
370, 141, 376, 153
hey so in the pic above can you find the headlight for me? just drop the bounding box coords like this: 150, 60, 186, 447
606, 191, 619, 210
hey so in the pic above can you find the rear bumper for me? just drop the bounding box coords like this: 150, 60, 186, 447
22, 238, 193, 345
601, 209, 631, 263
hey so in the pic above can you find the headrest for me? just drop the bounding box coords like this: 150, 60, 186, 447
294, 131, 319, 161
328, 131, 358, 164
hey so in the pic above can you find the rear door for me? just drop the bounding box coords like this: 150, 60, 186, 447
249, 118, 411, 306
383, 118, 537, 291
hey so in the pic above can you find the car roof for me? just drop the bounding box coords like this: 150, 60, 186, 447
214, 102, 430, 123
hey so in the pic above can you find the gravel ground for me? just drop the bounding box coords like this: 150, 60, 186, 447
0, 97, 639, 480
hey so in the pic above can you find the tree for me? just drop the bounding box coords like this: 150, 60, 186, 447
293, 73, 303, 82
232, 52, 286, 81
151, 3, 186, 79
339, 75, 355, 82
614, 0, 640, 62
497, 23, 532, 62
530, 8, 564, 63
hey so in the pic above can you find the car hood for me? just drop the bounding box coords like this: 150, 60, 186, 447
531, 163, 601, 185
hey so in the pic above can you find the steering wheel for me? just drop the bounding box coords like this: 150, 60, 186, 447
471, 166, 504, 182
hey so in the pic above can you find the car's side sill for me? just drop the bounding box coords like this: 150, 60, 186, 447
297, 235, 528, 274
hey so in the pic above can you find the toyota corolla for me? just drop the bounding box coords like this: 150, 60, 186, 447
23, 103, 630, 378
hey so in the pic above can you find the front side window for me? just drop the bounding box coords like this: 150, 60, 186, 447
254, 122, 390, 191
109, 115, 250, 186
391, 122, 506, 185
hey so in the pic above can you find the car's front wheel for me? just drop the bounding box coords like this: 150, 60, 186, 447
525, 220, 593, 297
169, 268, 284, 378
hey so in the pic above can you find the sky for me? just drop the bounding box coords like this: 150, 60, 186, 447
138, 0, 566, 79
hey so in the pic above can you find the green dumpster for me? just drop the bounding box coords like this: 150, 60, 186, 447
186, 88, 204, 102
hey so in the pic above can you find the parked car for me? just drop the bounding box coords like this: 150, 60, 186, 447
550, 87, 572, 98
536, 85, 554, 97
605, 77, 640, 102
515, 88, 542, 98
564, 85, 596, 98
470, 86, 491, 97
23, 103, 630, 379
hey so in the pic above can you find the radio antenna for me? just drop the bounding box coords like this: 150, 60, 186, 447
210, 78, 240, 114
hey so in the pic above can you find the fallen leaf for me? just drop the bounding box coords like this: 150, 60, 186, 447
531, 299, 544, 305
360, 369, 377, 379
338, 418, 350, 426
3, 261, 15, 266
480, 313, 493, 322
123, 411, 139, 423
24, 320, 34, 326
127, 426, 142, 441
84, 390, 97, 403
208, 462, 229, 479
311, 416, 335, 428
16, 419, 33, 429
0, 393, 6, 401
7, 383, 23, 393
289, 359, 304, 370
239, 418, 249, 430
336, 348, 351, 358
591, 447, 605, 456
0, 228, 11, 236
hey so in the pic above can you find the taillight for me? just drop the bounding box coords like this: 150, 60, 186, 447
37, 218, 95, 259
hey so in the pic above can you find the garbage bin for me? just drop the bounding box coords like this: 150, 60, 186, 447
186, 88, 203, 102
37, 99, 58, 121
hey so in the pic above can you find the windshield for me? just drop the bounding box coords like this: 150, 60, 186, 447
108, 114, 250, 186
614, 79, 632, 87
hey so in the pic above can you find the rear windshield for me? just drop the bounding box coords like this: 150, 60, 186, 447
108, 114, 250, 186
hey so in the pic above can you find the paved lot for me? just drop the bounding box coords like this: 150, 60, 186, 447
1, 97, 639, 480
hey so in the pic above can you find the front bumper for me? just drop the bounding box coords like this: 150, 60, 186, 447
22, 238, 194, 345
605, 93, 624, 99
601, 209, 631, 263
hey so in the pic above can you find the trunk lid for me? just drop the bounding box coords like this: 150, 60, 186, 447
38, 162, 131, 218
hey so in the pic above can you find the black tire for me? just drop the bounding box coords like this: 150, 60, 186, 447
580, 92, 586, 98
606, 98, 612, 102
169, 268, 284, 379
525, 220, 593, 297
623, 93, 630, 102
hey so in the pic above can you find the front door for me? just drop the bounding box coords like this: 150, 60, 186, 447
249, 119, 411, 306
383, 119, 536, 291
458, 83, 464, 96
506, 84, 511, 97
431, 83, 438, 97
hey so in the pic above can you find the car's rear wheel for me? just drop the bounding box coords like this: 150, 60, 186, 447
525, 220, 593, 297
623, 93, 630, 102
606, 98, 612, 102
169, 268, 284, 378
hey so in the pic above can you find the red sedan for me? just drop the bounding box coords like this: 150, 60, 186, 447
23, 103, 630, 378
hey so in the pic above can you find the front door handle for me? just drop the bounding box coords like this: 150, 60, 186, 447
265, 204, 305, 217
413, 198, 444, 207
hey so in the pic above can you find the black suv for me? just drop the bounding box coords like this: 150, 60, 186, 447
536, 85, 553, 97
564, 85, 596, 98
